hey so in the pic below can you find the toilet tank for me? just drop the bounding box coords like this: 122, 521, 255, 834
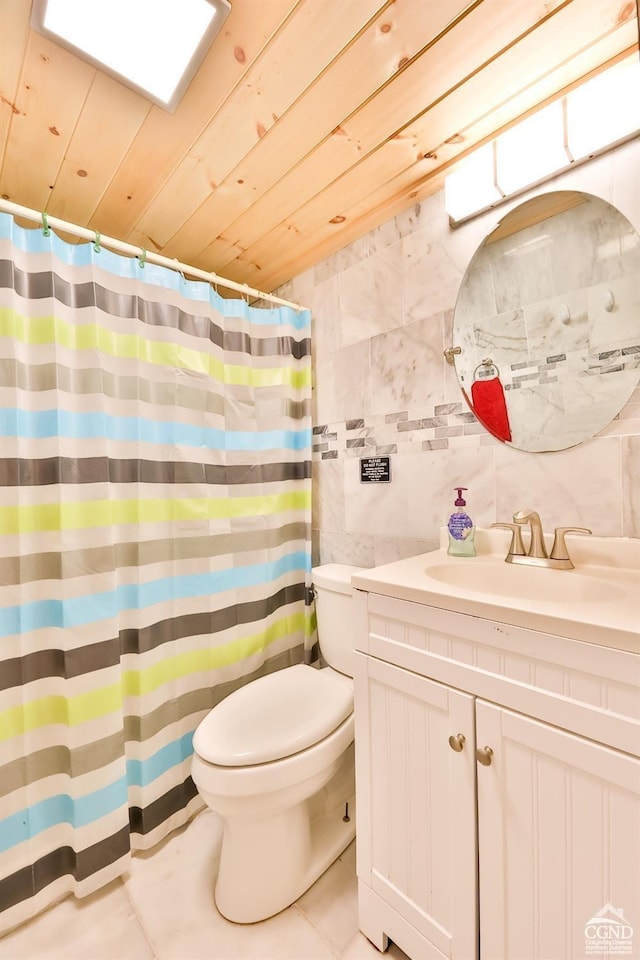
311, 563, 364, 678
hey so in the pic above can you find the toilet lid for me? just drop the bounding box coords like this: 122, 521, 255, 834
193, 664, 353, 766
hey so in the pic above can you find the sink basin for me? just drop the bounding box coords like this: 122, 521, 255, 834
424, 561, 626, 603
350, 530, 639, 650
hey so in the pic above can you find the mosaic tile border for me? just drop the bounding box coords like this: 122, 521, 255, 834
312, 371, 640, 460
473, 343, 640, 391
312, 401, 488, 460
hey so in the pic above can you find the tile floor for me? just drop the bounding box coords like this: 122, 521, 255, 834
0, 810, 409, 960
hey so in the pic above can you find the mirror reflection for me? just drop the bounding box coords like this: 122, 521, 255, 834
452, 191, 640, 452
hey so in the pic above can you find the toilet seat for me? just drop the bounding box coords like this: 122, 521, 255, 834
192, 664, 353, 767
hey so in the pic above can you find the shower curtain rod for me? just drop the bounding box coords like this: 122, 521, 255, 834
0, 198, 308, 312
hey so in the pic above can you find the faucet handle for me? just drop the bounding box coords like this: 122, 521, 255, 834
550, 526, 592, 562
491, 522, 526, 557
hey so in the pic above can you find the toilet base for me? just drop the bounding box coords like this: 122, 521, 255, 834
214, 745, 355, 923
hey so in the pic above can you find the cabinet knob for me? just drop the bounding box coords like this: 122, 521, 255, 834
476, 746, 494, 766
448, 733, 466, 752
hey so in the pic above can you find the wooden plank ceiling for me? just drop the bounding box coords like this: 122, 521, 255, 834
0, 0, 638, 295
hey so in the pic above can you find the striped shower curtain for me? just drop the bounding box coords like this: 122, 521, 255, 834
0, 213, 312, 933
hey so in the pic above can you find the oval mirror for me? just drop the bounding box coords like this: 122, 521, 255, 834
451, 190, 640, 452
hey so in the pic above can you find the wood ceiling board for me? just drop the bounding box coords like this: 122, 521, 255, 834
205, 133, 420, 277
186, 0, 586, 275
210, 8, 579, 278
250, 100, 640, 295
0, 0, 637, 293
186, 128, 380, 273
339, 0, 574, 150
46, 73, 152, 225
225, 165, 453, 296
246, 2, 639, 290
404, 4, 640, 167
132, 0, 392, 250
88, 0, 300, 241
148, 0, 477, 265
0, 31, 95, 210
222, 1, 639, 289
0, 0, 31, 171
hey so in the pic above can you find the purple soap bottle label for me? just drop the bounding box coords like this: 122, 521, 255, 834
448, 513, 473, 540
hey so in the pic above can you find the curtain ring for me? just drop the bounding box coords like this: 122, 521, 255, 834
138, 247, 147, 269
93, 230, 101, 253
41, 212, 51, 237
173, 258, 185, 281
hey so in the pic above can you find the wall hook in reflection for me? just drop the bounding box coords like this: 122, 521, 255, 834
604, 290, 615, 313
473, 358, 500, 380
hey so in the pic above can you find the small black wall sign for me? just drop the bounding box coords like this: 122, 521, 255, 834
360, 456, 391, 483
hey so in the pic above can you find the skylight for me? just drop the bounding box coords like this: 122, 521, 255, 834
31, 0, 231, 112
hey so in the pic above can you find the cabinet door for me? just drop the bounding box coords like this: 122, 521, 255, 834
355, 654, 477, 960
476, 700, 640, 960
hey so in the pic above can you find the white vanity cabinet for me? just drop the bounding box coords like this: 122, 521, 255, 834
353, 589, 640, 960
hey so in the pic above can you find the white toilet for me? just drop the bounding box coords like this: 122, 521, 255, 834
190, 563, 361, 924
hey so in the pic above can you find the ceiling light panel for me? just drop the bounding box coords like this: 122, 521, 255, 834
31, 0, 231, 112
495, 100, 569, 196
566, 57, 640, 161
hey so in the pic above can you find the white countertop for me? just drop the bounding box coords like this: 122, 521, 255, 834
351, 529, 640, 654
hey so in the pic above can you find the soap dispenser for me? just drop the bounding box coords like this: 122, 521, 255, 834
447, 487, 476, 557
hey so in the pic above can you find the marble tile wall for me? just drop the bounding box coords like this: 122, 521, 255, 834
277, 138, 640, 567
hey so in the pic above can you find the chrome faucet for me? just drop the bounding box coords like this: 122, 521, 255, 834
492, 509, 592, 569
